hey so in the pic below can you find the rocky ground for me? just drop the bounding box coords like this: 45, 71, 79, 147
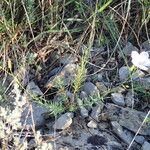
0, 41, 150, 150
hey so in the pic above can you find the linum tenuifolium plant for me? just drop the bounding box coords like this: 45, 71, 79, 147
130, 50, 150, 95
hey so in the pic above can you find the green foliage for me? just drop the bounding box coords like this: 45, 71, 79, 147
73, 48, 89, 94
77, 93, 103, 109
133, 82, 150, 98
26, 0, 35, 23
53, 76, 66, 89
138, 0, 150, 24
98, 0, 113, 13
46, 101, 65, 117
26, 52, 37, 65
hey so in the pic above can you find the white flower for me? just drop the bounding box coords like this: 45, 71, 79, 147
131, 51, 150, 71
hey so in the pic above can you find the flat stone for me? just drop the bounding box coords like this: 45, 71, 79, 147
120, 68, 144, 83
105, 103, 150, 135
135, 135, 145, 145
142, 141, 150, 150
53, 113, 73, 130
83, 82, 99, 96
111, 93, 125, 106
26, 82, 43, 96
119, 66, 130, 82
111, 121, 134, 144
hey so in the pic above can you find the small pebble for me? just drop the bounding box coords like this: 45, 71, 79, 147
87, 120, 97, 128
135, 135, 145, 145
111, 93, 125, 106
53, 113, 73, 130
119, 66, 130, 82
83, 82, 99, 96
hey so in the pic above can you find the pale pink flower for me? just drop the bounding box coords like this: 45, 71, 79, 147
131, 51, 150, 71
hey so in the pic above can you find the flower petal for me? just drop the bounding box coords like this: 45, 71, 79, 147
140, 51, 149, 59
136, 64, 148, 71
144, 59, 150, 66
131, 51, 139, 59
132, 59, 139, 67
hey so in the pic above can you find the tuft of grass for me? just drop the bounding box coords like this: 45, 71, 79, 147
0, 0, 150, 148
73, 48, 89, 94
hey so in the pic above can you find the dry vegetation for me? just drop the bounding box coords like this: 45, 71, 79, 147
0, 0, 150, 149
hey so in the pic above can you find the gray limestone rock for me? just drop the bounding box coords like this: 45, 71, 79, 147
83, 82, 99, 96
119, 66, 130, 82
142, 141, 150, 150
26, 82, 43, 96
135, 135, 145, 145
53, 113, 73, 130
87, 120, 97, 128
111, 121, 134, 144
105, 103, 150, 135
111, 93, 125, 106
